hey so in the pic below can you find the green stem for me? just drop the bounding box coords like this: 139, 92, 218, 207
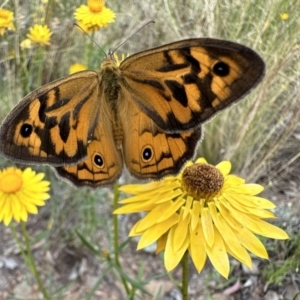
44, 0, 54, 25
181, 251, 189, 300
19, 222, 51, 300
10, 223, 30, 266
35, 46, 45, 88
113, 182, 130, 295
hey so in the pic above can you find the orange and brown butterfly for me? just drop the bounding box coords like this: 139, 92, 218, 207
0, 38, 265, 188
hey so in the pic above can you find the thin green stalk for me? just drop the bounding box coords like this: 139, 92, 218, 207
113, 182, 130, 295
44, 0, 55, 25
20, 222, 51, 300
35, 46, 45, 88
10, 223, 30, 266
181, 251, 189, 300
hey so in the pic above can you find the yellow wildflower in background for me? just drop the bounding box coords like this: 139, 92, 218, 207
0, 8, 15, 35
280, 13, 289, 21
20, 38, 32, 49
74, 0, 115, 32
113, 53, 129, 67
27, 24, 52, 46
69, 63, 87, 74
115, 158, 289, 278
0, 167, 50, 226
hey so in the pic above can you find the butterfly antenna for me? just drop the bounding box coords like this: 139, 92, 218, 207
111, 20, 155, 55
73, 23, 107, 58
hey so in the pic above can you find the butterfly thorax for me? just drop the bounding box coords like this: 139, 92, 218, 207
100, 57, 124, 148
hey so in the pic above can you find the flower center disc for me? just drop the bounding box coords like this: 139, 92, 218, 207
0, 173, 23, 193
88, 0, 104, 12
181, 163, 224, 199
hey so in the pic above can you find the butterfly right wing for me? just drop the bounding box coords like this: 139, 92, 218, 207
120, 38, 265, 132
0, 71, 100, 165
119, 91, 202, 179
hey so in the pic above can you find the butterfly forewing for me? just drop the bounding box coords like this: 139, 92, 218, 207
120, 38, 265, 132
0, 71, 99, 165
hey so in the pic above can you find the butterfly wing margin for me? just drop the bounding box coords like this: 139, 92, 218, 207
120, 38, 265, 132
119, 93, 201, 179
0, 71, 99, 165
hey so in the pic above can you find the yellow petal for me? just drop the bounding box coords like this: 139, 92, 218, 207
201, 206, 214, 247
164, 227, 189, 272
221, 193, 275, 218
225, 243, 252, 268
191, 201, 200, 231
229, 184, 264, 195
173, 209, 191, 252
224, 174, 245, 186
114, 200, 156, 214
223, 191, 275, 209
206, 227, 229, 279
156, 233, 167, 253
209, 202, 248, 264
119, 180, 175, 194
157, 197, 185, 223
216, 161, 231, 176
229, 209, 289, 239
232, 227, 268, 259
189, 221, 207, 272
195, 158, 207, 164
137, 214, 179, 249
133, 202, 173, 231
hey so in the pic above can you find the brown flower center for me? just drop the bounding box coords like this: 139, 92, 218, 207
0, 173, 23, 194
181, 163, 224, 199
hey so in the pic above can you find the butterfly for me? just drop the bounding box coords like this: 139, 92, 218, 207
0, 38, 265, 188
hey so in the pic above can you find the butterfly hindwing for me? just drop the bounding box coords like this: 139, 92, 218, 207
119, 92, 202, 179
55, 104, 123, 187
120, 38, 265, 132
0, 71, 99, 165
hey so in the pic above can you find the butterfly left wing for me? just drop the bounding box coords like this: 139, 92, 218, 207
0, 71, 99, 165
119, 93, 201, 179
120, 38, 265, 132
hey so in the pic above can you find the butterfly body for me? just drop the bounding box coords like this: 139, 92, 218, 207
0, 38, 265, 187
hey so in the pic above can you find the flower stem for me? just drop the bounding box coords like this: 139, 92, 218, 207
181, 251, 189, 300
20, 222, 50, 300
113, 182, 130, 295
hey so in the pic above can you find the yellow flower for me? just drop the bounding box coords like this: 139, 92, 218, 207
20, 38, 32, 49
0, 167, 50, 226
27, 24, 52, 46
115, 158, 289, 279
113, 53, 129, 67
0, 8, 15, 35
69, 63, 87, 74
74, 0, 115, 32
280, 13, 289, 21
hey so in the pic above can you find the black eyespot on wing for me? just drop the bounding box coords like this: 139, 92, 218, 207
213, 61, 230, 77
142, 146, 153, 162
20, 123, 33, 137
93, 153, 104, 167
